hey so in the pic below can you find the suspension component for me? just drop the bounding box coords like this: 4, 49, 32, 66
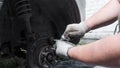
15, 0, 31, 16
14, 0, 32, 36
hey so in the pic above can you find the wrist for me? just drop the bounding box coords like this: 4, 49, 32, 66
64, 42, 74, 58
67, 46, 78, 59
85, 20, 95, 30
79, 22, 90, 33
67, 47, 73, 58
64, 45, 73, 57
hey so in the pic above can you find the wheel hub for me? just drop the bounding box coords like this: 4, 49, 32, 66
38, 45, 57, 68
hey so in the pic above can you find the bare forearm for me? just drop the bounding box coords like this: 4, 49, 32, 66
85, 0, 120, 30
68, 34, 120, 66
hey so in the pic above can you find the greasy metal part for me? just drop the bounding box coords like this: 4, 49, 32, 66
33, 38, 58, 68
38, 45, 56, 68
61, 35, 70, 41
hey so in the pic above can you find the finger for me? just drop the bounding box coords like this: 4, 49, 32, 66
68, 31, 84, 38
63, 24, 79, 39
63, 30, 77, 40
68, 31, 79, 36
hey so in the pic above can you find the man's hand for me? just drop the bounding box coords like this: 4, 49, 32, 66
55, 40, 75, 58
63, 22, 90, 39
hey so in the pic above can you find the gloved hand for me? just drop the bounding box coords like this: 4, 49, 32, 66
63, 22, 90, 39
55, 40, 75, 58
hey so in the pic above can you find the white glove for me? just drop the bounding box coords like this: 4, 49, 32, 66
63, 22, 90, 39
55, 40, 75, 58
